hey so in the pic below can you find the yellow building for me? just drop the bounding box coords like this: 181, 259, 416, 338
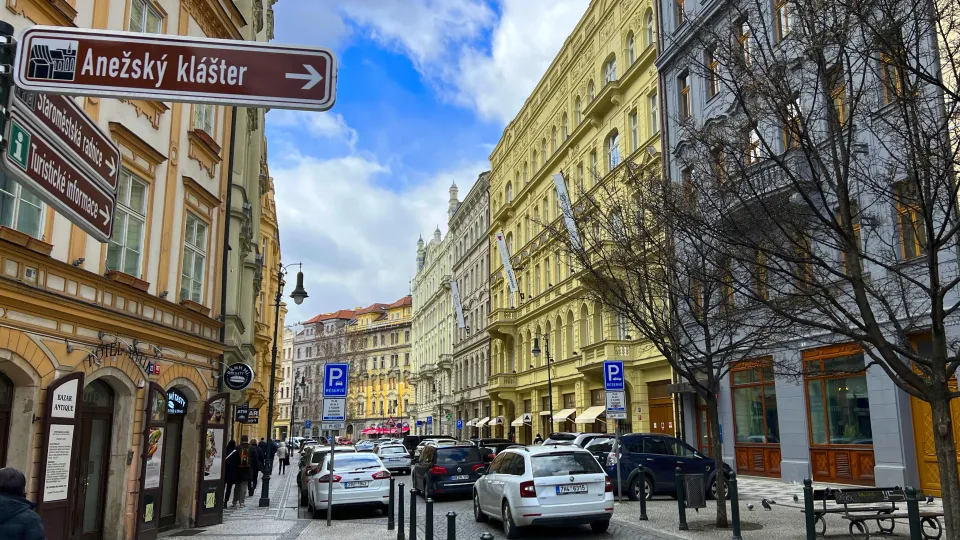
346, 297, 414, 438
486, 0, 672, 444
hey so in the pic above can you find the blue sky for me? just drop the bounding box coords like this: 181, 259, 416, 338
266, 0, 590, 324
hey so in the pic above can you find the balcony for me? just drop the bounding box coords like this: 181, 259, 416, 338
577, 340, 633, 373
438, 354, 453, 370
487, 308, 517, 340
487, 373, 518, 392
420, 361, 437, 378
583, 79, 622, 120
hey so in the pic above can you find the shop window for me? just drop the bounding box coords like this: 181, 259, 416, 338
0, 173, 43, 239
804, 349, 872, 445
731, 359, 780, 444
106, 170, 148, 276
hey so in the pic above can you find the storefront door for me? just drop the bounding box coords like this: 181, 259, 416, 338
647, 380, 674, 436
159, 414, 184, 529
0, 373, 12, 466
74, 381, 114, 540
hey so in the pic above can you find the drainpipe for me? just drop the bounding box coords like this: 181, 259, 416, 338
217, 106, 239, 394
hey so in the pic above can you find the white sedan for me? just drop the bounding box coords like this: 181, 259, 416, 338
307, 453, 392, 518
376, 444, 413, 474
473, 445, 614, 539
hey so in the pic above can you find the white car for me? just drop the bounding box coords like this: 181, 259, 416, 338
473, 445, 614, 539
307, 452, 392, 518
376, 444, 413, 474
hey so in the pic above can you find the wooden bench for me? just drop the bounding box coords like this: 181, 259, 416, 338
799, 487, 941, 538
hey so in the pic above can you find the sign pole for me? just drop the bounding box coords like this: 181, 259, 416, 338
326, 436, 334, 527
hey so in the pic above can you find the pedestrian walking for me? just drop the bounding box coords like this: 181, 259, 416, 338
533, 433, 544, 444
229, 435, 255, 507
258, 438, 272, 475
248, 438, 262, 496
276, 442, 289, 474
222, 440, 237, 507
0, 467, 45, 540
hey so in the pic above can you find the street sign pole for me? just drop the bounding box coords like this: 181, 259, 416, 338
321, 363, 349, 527
603, 361, 626, 502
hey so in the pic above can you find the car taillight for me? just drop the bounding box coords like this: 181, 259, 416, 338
372, 470, 391, 479
429, 466, 448, 475
317, 474, 342, 483
520, 480, 536, 498
605, 477, 613, 493
471, 464, 485, 472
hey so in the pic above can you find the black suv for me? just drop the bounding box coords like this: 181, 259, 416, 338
412, 444, 485, 498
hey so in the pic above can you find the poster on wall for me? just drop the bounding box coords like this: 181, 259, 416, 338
143, 427, 165, 489
42, 424, 75, 501
207, 398, 225, 424
204, 428, 224, 480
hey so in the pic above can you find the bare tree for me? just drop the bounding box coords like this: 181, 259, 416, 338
664, 0, 959, 531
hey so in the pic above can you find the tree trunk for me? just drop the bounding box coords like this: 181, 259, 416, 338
929, 397, 959, 540
706, 396, 729, 528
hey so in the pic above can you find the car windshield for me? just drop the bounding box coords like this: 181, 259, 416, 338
380, 446, 407, 455
531, 452, 604, 477
323, 454, 382, 471
435, 447, 482, 466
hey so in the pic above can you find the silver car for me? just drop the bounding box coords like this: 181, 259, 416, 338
376, 444, 412, 474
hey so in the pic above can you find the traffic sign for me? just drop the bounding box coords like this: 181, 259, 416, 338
426, 416, 433, 425
603, 360, 625, 391
322, 363, 348, 397
321, 422, 345, 430
11, 87, 119, 192
606, 391, 627, 419
2, 111, 116, 241
321, 398, 345, 422
304, 420, 312, 430
456, 419, 463, 430
14, 26, 338, 111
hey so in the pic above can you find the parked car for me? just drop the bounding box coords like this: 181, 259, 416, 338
355, 440, 376, 452
299, 439, 318, 451
542, 432, 577, 445
405, 435, 455, 455
605, 433, 731, 501
413, 438, 458, 459
412, 443, 486, 498
299, 445, 357, 506
376, 444, 412, 474
307, 452, 392, 518
469, 437, 512, 448
477, 442, 522, 461
583, 436, 615, 464
473, 445, 614, 538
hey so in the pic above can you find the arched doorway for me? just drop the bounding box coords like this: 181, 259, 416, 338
159, 388, 187, 531
0, 372, 12, 466
74, 380, 114, 540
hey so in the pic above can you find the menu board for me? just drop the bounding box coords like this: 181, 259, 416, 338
42, 424, 75, 501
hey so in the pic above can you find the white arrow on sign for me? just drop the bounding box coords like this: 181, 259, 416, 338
106, 157, 116, 178
286, 64, 323, 90
100, 206, 111, 227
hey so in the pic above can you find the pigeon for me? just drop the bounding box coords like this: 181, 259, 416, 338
761, 499, 773, 510
926, 495, 935, 505
747, 504, 755, 511
793, 494, 800, 503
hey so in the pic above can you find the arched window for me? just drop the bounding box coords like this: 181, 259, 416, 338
579, 304, 590, 345
551, 127, 557, 154
505, 232, 513, 254
593, 305, 603, 341
562, 113, 569, 139
532, 151, 538, 171
506, 182, 513, 203
646, 11, 655, 48
524, 162, 529, 183
604, 55, 617, 83
607, 130, 621, 171
588, 80, 595, 101
575, 96, 582, 124
627, 32, 636, 64
541, 139, 547, 165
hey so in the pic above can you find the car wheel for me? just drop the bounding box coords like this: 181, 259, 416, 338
502, 500, 520, 539
628, 475, 654, 501
591, 520, 611, 533
473, 490, 488, 523
708, 477, 717, 500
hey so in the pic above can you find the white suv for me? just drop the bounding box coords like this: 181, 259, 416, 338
472, 446, 614, 538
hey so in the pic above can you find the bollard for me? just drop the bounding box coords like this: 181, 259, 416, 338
397, 484, 406, 540
479, 534, 494, 540
729, 471, 742, 540
803, 479, 815, 540
425, 498, 434, 540
409, 489, 418, 540
676, 467, 688, 531
906, 487, 922, 540
388, 477, 396, 531
638, 467, 648, 521
446, 511, 457, 540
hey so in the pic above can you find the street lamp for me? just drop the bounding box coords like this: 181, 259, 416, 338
260, 263, 308, 508
531, 336, 554, 433
288, 370, 306, 439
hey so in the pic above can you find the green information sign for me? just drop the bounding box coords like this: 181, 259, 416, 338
6, 120, 30, 171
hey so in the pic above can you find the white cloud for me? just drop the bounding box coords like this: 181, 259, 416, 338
268, 110, 359, 148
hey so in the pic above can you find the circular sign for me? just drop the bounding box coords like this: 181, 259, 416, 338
223, 363, 253, 391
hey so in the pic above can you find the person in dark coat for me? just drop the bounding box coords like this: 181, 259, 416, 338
229, 436, 256, 507
222, 440, 237, 508
258, 438, 272, 476
0, 467, 44, 540
248, 438, 262, 496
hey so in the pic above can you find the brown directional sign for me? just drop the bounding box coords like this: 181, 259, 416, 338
12, 87, 120, 192
14, 26, 337, 111
3, 111, 115, 242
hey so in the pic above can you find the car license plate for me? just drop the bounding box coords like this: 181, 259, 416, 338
449, 475, 469, 481
556, 484, 587, 495
344, 481, 370, 489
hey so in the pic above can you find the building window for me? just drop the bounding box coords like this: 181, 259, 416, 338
193, 103, 215, 135
0, 174, 43, 239
505, 182, 513, 204
541, 139, 547, 166
707, 50, 720, 99
754, 249, 768, 299
649, 92, 659, 135
627, 32, 636, 65
711, 145, 726, 185
577, 163, 584, 190
106, 170, 148, 276
575, 96, 582, 125
895, 181, 926, 259
629, 110, 639, 153
551, 127, 558, 154
679, 73, 691, 120
881, 53, 904, 104
180, 212, 208, 302
829, 67, 847, 126
562, 113, 569, 139
607, 130, 621, 172
588, 80, 595, 101
675, 0, 685, 28
775, 0, 792, 41
129, 0, 162, 33
738, 21, 752, 67
838, 203, 863, 275
783, 97, 802, 150
604, 56, 617, 83
645, 11, 655, 48
804, 347, 871, 446
590, 151, 598, 180
731, 359, 780, 444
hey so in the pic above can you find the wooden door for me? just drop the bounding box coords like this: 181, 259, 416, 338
647, 380, 674, 436
910, 380, 959, 497
36, 373, 85, 540
74, 380, 114, 540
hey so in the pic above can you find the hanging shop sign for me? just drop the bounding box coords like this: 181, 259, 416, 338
167, 388, 187, 415
223, 363, 253, 391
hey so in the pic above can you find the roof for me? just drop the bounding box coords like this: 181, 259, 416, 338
387, 296, 412, 309
354, 303, 387, 316
303, 309, 356, 324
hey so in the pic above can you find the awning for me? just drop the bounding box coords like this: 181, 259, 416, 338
552, 408, 576, 422
490, 416, 505, 426
475, 417, 490, 427
574, 406, 607, 424
510, 417, 525, 426
466, 418, 478, 427
539, 410, 552, 416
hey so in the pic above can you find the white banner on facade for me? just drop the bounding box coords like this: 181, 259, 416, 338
552, 173, 581, 250
451, 279, 466, 328
495, 230, 519, 292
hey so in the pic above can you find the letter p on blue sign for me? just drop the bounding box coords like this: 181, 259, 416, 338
323, 363, 349, 397
603, 360, 625, 392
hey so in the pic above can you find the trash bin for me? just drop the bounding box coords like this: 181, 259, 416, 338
683, 474, 707, 509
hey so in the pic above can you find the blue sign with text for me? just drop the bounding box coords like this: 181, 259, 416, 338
323, 363, 349, 397
456, 419, 463, 430
603, 360, 625, 391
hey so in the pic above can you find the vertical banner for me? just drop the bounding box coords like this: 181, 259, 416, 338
494, 230, 519, 292
36, 372, 84, 540
451, 279, 465, 328
135, 383, 167, 540
196, 393, 228, 527
553, 173, 581, 250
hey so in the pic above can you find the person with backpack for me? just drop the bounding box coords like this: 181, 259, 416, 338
222, 440, 237, 508
0, 467, 44, 540
229, 435, 255, 507
247, 438, 262, 497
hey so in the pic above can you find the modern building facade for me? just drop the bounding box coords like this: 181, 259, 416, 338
290, 310, 354, 439
345, 297, 413, 438
449, 173, 494, 439
486, 0, 671, 444
0, 0, 277, 537
275, 326, 295, 441
411, 187, 459, 436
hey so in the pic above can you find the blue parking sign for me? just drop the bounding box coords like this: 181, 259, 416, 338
426, 416, 433, 425
603, 360, 625, 391
456, 419, 463, 430
323, 363, 349, 397
304, 420, 312, 429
